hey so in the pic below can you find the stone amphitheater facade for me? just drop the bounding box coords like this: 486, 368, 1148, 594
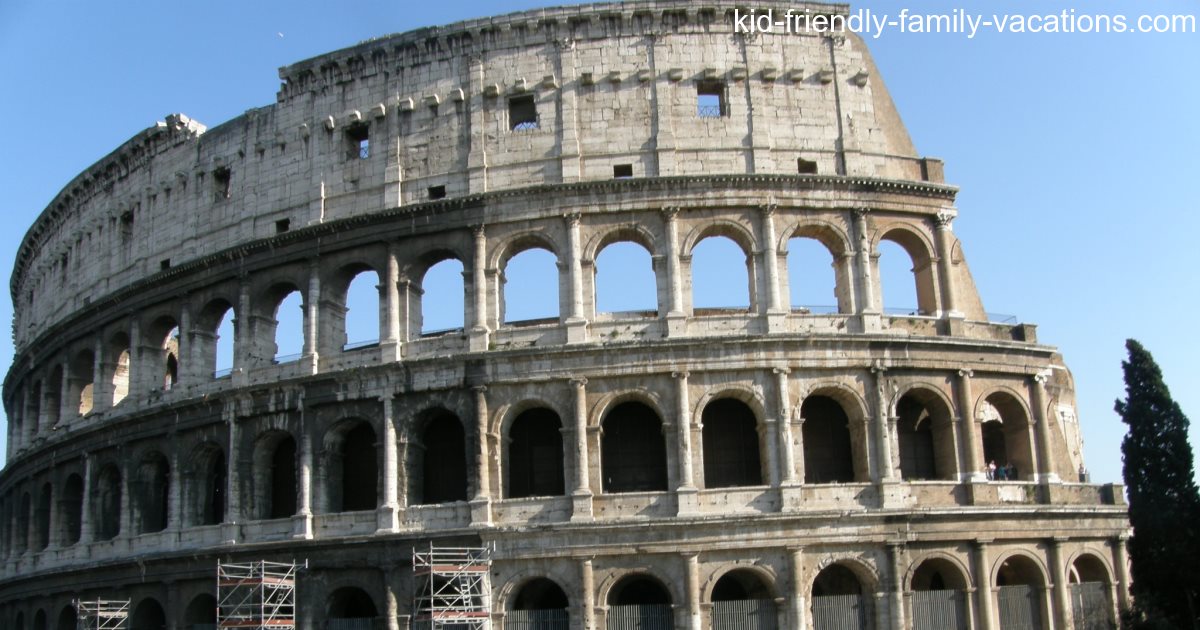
0, 1, 1130, 629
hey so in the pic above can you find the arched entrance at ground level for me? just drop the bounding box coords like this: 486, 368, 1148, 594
326, 586, 378, 630
55, 605, 77, 630
1069, 554, 1114, 630
710, 570, 777, 630
184, 593, 217, 630
811, 564, 868, 630
508, 577, 569, 630
606, 575, 673, 630
909, 558, 969, 630
996, 555, 1046, 630
32, 609, 46, 630
129, 598, 166, 630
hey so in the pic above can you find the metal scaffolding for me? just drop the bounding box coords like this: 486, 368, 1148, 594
217, 560, 298, 630
413, 544, 493, 630
74, 599, 129, 630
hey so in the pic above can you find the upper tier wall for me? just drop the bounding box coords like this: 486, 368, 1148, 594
9, 0, 940, 354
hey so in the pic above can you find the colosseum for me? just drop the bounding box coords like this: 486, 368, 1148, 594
0, 1, 1131, 629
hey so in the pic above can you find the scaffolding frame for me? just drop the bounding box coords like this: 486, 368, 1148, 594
217, 560, 298, 630
74, 599, 129, 630
413, 544, 493, 630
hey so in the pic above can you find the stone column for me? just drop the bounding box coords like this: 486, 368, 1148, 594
1031, 373, 1060, 483
580, 557, 596, 630
380, 243, 403, 361
685, 552, 702, 630
469, 385, 492, 526
58, 358, 73, 426
933, 211, 961, 318
663, 208, 686, 335
973, 541, 997, 630
1113, 535, 1132, 612
956, 370, 984, 481
761, 204, 785, 331
301, 259, 320, 374
234, 279, 252, 379
469, 225, 490, 351
293, 427, 313, 539
871, 364, 896, 482
166, 580, 180, 630
177, 302, 192, 384
570, 377, 593, 521
377, 394, 400, 532
222, 409, 241, 544
384, 565, 402, 630
565, 214, 588, 343
117, 457, 132, 539
775, 369, 797, 485
674, 371, 695, 490
789, 547, 807, 630
888, 543, 906, 630
1049, 538, 1073, 630
853, 209, 878, 313
128, 317, 145, 398
168, 446, 182, 537
79, 453, 93, 545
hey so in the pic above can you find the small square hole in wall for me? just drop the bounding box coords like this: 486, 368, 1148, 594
160, 259, 171, 271
613, 164, 633, 179
428, 185, 447, 200
346, 124, 369, 159
509, 94, 538, 131
697, 80, 727, 117
797, 158, 818, 174
275, 219, 291, 234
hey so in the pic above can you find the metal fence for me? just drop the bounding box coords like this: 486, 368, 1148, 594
997, 584, 1044, 630
328, 620, 375, 630
606, 604, 674, 630
811, 594, 867, 630
506, 609, 569, 630
1070, 582, 1115, 630
911, 590, 967, 630
711, 599, 778, 630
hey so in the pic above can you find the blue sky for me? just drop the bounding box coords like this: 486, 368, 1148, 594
0, 0, 1196, 486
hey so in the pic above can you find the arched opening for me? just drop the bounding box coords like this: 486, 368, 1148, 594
35, 483, 51, 550
325, 421, 379, 513
343, 269, 381, 350
503, 247, 560, 324
188, 444, 226, 526
896, 390, 956, 481
601, 402, 668, 493
595, 241, 657, 315
506, 408, 565, 499
96, 464, 122, 540
147, 316, 180, 391
607, 574, 673, 630
270, 288, 304, 363
787, 236, 839, 314
1069, 554, 1114, 630
701, 399, 763, 488
129, 598, 166, 630
253, 432, 297, 520
326, 586, 378, 629
108, 333, 131, 405
199, 299, 236, 378
910, 558, 969, 630
414, 412, 467, 505
183, 594, 217, 630
996, 555, 1046, 630
877, 229, 938, 316
135, 451, 170, 533
70, 349, 95, 416
55, 605, 77, 630
419, 257, 465, 335
60, 473, 83, 545
811, 564, 867, 630
801, 396, 855, 484
45, 366, 63, 428
979, 393, 1035, 481
15, 611, 25, 630
510, 578, 569, 629
691, 235, 751, 311
32, 610, 46, 630
710, 570, 777, 630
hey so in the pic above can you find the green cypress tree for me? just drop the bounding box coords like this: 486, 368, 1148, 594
1116, 339, 1200, 628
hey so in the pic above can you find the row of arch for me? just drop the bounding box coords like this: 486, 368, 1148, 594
0, 383, 1040, 556
8, 211, 956, 458
0, 551, 1117, 630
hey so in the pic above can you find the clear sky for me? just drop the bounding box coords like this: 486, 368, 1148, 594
0, 0, 1196, 486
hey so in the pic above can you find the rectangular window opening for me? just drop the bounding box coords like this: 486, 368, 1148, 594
275, 218, 291, 234
213, 167, 232, 201
797, 158, 818, 174
613, 164, 633, 179
697, 81, 728, 118
428, 185, 447, 200
160, 259, 171, 271
509, 94, 538, 131
346, 124, 370, 159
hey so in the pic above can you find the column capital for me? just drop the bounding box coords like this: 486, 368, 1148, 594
760, 202, 778, 217
854, 207, 871, 221
957, 368, 974, 379
570, 376, 588, 388
935, 210, 957, 229
661, 206, 682, 221
773, 366, 791, 376
1032, 370, 1051, 385
563, 212, 581, 227
472, 224, 487, 238
973, 538, 994, 547
672, 370, 690, 380
471, 385, 488, 394
870, 360, 888, 375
